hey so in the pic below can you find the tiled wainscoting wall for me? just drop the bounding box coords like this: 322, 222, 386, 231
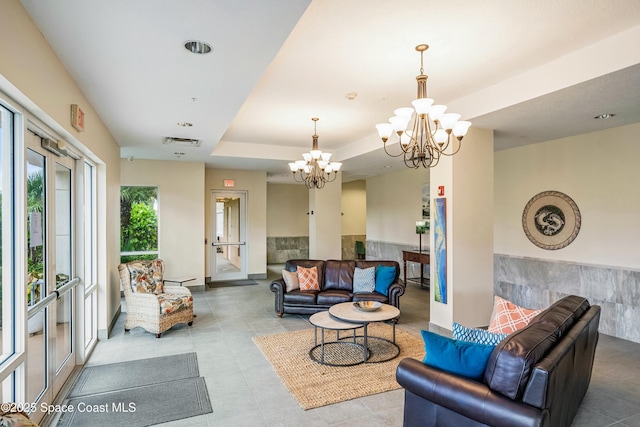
267, 235, 368, 262
267, 236, 432, 283
367, 239, 429, 281
341, 234, 367, 260
495, 254, 640, 343
266, 236, 309, 264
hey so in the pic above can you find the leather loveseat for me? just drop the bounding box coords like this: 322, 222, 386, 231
396, 295, 601, 427
270, 259, 405, 318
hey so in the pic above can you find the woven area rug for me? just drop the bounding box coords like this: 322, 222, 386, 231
253, 323, 425, 410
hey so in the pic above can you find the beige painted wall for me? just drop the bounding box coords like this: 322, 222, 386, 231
1, 0, 121, 336
205, 168, 267, 277
366, 167, 429, 246
495, 122, 640, 269
266, 183, 309, 237
342, 180, 366, 235
309, 176, 342, 259
121, 159, 206, 285
266, 180, 367, 238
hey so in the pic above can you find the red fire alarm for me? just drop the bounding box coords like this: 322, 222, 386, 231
438, 185, 445, 196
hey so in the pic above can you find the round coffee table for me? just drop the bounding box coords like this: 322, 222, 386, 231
308, 311, 367, 366
329, 302, 401, 363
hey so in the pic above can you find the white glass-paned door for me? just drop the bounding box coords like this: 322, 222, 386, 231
25, 133, 76, 423
26, 147, 47, 406
53, 161, 74, 394
211, 191, 247, 281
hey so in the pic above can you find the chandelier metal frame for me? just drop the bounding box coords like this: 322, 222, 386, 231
289, 118, 342, 189
376, 44, 472, 169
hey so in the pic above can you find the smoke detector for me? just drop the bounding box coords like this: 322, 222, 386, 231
163, 137, 201, 147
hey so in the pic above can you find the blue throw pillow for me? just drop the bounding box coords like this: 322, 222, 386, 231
452, 322, 508, 346
421, 330, 495, 381
374, 265, 396, 295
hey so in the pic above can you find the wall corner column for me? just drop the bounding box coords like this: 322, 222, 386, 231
429, 127, 495, 330
309, 174, 342, 259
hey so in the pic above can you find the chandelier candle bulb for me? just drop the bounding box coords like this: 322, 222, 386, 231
428, 105, 447, 123
375, 43, 471, 169
412, 98, 434, 114
440, 113, 461, 131
453, 121, 472, 139
375, 123, 393, 142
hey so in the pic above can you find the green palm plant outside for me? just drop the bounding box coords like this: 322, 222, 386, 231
27, 170, 44, 306
120, 186, 158, 263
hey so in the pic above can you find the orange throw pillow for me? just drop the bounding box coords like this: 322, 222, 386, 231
297, 265, 320, 291
488, 296, 543, 334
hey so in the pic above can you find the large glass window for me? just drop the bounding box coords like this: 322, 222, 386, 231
0, 103, 15, 367
120, 186, 158, 263
83, 162, 97, 352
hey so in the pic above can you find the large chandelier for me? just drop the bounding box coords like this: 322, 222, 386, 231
289, 118, 342, 189
375, 44, 472, 169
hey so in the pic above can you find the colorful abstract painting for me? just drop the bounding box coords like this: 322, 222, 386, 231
433, 197, 447, 304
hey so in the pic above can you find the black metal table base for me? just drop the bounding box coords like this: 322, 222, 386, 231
309, 341, 369, 366
309, 335, 400, 366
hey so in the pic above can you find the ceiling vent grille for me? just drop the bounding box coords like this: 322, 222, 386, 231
163, 137, 201, 147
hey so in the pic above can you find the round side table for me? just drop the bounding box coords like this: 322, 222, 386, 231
329, 302, 401, 363
308, 311, 367, 366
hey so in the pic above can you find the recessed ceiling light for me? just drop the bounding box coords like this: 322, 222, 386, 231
594, 113, 616, 119
184, 40, 212, 54
177, 122, 193, 127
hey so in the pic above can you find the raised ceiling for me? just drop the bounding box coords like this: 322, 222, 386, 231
19, 0, 640, 182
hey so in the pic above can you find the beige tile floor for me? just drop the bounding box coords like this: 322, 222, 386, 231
46, 266, 640, 426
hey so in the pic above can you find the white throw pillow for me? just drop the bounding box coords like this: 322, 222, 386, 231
282, 269, 299, 292
353, 267, 376, 293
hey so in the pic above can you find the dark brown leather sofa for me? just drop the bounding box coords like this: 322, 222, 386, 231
270, 259, 405, 318
396, 295, 601, 427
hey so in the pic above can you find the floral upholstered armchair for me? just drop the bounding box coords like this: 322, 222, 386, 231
118, 259, 194, 338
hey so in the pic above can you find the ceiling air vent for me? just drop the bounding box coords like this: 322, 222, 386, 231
163, 137, 201, 147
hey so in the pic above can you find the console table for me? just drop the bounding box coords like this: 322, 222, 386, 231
402, 250, 430, 288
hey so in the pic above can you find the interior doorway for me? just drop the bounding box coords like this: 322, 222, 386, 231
210, 191, 247, 281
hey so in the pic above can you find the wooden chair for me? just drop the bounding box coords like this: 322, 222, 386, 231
118, 259, 194, 338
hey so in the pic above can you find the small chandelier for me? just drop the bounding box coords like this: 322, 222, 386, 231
289, 118, 342, 189
375, 44, 472, 169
